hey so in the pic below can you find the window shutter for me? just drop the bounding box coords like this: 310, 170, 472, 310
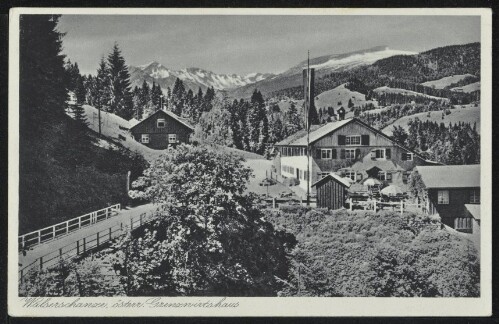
340, 149, 346, 159
316, 149, 321, 159
355, 148, 361, 159
387, 172, 392, 181
401, 152, 407, 161
339, 170, 346, 177
357, 172, 363, 181
361, 135, 370, 145
371, 150, 376, 159
338, 135, 346, 145
331, 149, 337, 159
376, 149, 381, 159
386, 148, 391, 159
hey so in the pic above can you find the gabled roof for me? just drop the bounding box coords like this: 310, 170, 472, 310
274, 124, 322, 146
415, 164, 480, 189
312, 172, 352, 188
465, 204, 480, 220
130, 109, 194, 132
292, 119, 353, 146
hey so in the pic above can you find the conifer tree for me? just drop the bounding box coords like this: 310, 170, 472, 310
107, 43, 133, 120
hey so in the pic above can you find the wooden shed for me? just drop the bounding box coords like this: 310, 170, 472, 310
312, 173, 351, 210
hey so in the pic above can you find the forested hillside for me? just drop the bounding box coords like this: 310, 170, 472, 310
271, 43, 480, 103
19, 16, 147, 234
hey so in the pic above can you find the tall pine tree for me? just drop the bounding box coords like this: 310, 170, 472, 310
107, 43, 134, 120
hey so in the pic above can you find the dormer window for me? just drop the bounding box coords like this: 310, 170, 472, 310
157, 118, 166, 128
141, 134, 149, 144
371, 148, 391, 160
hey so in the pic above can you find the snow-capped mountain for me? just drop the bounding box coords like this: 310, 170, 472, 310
129, 61, 274, 93
229, 46, 417, 98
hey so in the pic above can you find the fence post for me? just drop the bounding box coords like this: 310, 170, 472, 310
120, 222, 123, 231
78, 217, 81, 229
400, 201, 404, 215
140, 214, 143, 226
349, 198, 353, 211
52, 226, 56, 240
373, 200, 377, 212
59, 248, 63, 260
38, 231, 41, 245
83, 238, 86, 253
97, 232, 100, 247
77, 240, 80, 255
130, 218, 133, 230
109, 227, 112, 241
39, 257, 43, 271
66, 221, 69, 234
20, 269, 23, 284
273, 198, 276, 209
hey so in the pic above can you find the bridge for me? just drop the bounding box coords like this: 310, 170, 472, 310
18, 203, 158, 282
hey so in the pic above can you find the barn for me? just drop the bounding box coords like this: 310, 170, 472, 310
130, 110, 194, 150
312, 173, 351, 210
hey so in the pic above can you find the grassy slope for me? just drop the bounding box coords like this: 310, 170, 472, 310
451, 82, 480, 93
382, 105, 480, 136
80, 105, 165, 162
315, 83, 378, 111
373, 86, 450, 102
421, 74, 475, 89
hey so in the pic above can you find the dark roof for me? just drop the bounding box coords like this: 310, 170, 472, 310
415, 165, 480, 188
130, 109, 194, 132
312, 172, 352, 188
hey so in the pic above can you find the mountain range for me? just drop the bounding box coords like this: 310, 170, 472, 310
129, 62, 274, 93
129, 43, 480, 100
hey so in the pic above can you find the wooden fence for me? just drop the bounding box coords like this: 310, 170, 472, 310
19, 210, 158, 283
18, 204, 121, 250
348, 199, 424, 214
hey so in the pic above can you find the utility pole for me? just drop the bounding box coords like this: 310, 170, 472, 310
306, 50, 311, 206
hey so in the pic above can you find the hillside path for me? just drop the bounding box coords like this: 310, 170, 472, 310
19, 203, 157, 269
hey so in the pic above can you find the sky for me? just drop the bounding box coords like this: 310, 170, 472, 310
57, 15, 480, 76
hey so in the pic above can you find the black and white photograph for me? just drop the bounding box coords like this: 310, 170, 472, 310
8, 8, 492, 317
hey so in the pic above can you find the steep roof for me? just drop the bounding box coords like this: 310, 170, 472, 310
312, 172, 352, 188
130, 109, 194, 132
465, 204, 480, 220
415, 165, 480, 188
274, 124, 322, 146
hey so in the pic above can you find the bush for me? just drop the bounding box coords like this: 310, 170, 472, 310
266, 209, 479, 297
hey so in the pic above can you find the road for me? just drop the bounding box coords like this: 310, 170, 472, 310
19, 203, 157, 270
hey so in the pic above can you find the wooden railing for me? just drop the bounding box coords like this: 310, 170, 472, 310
348, 199, 423, 214
19, 210, 158, 283
18, 204, 121, 250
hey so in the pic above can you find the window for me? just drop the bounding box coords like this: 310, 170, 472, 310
157, 118, 166, 128
437, 190, 449, 204
168, 134, 177, 143
321, 149, 332, 159
402, 152, 414, 161
141, 134, 149, 144
454, 218, 472, 230
345, 149, 356, 160
345, 135, 361, 146
372, 148, 392, 160
345, 171, 356, 181
378, 171, 392, 182
470, 189, 480, 204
